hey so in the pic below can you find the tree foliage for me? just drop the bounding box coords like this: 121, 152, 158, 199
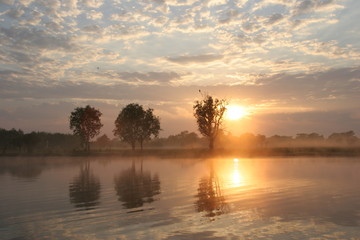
0, 128, 23, 154
114, 103, 161, 150
193, 94, 227, 149
95, 134, 110, 149
69, 105, 103, 151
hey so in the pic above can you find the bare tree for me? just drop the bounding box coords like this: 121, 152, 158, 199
193, 93, 227, 150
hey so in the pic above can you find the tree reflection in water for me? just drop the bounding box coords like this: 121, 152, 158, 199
0, 158, 45, 180
195, 160, 229, 218
69, 161, 101, 210
114, 160, 160, 209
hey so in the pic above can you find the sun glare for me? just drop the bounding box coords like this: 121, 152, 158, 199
226, 105, 248, 120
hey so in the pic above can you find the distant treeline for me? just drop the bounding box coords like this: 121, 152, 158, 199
0, 128, 81, 154
148, 130, 360, 149
0, 128, 359, 155
216, 131, 360, 149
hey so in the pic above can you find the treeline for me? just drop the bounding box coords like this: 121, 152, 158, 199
216, 131, 360, 149
0, 128, 80, 154
1, 128, 359, 155
149, 130, 360, 149
93, 130, 360, 150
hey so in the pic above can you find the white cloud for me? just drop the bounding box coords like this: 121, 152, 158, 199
5, 7, 25, 18
166, 54, 224, 64
86, 10, 103, 20
81, 0, 103, 8
206, 0, 227, 7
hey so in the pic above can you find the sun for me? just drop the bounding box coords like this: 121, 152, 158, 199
225, 105, 248, 120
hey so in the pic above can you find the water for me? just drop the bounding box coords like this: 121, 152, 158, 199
1, 156, 360, 239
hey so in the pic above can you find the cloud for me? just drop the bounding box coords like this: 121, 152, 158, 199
218, 9, 239, 24
80, 0, 104, 8
4, 7, 24, 18
250, 110, 360, 136
1, 26, 77, 51
292, 0, 339, 16
206, 0, 227, 7
117, 71, 181, 83
295, 40, 360, 60
82, 24, 103, 34
266, 13, 284, 25
86, 10, 103, 20
0, 0, 14, 5
166, 54, 224, 64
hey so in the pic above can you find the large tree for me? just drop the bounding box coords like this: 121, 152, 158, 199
114, 103, 160, 150
193, 94, 227, 150
69, 105, 103, 151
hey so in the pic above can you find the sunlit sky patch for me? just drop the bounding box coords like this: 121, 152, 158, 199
0, 0, 360, 137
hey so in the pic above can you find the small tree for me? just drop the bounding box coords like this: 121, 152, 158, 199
114, 103, 160, 150
69, 105, 103, 151
193, 94, 227, 150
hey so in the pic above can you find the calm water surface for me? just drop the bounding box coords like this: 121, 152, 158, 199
1, 156, 360, 239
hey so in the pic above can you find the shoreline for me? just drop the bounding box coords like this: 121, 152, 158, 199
1, 147, 360, 158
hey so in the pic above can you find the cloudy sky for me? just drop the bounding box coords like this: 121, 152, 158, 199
0, 0, 360, 138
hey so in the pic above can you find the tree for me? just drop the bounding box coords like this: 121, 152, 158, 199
193, 94, 227, 150
22, 132, 40, 154
138, 108, 161, 149
114, 103, 161, 150
69, 105, 103, 151
95, 134, 110, 150
327, 131, 358, 145
0, 128, 23, 154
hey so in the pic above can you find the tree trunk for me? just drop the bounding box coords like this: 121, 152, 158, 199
131, 141, 136, 151
209, 138, 214, 150
2, 146, 7, 154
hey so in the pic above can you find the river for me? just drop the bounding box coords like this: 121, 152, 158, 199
1, 156, 360, 239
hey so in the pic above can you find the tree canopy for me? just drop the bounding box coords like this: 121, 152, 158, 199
69, 105, 103, 151
114, 103, 161, 150
193, 94, 227, 149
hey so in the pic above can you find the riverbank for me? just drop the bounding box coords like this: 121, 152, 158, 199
1, 147, 360, 158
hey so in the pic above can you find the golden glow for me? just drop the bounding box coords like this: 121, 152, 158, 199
231, 159, 244, 187
226, 105, 248, 120
215, 158, 254, 190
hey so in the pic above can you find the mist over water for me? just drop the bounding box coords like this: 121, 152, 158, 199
1, 156, 360, 239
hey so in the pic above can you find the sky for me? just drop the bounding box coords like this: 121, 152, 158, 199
0, 0, 360, 138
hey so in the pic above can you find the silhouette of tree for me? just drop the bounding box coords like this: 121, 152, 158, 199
69, 105, 103, 151
193, 94, 227, 149
328, 131, 358, 145
195, 160, 229, 218
22, 132, 41, 154
167, 131, 200, 148
267, 135, 293, 147
69, 162, 101, 210
114, 161, 160, 209
114, 103, 160, 150
0, 128, 23, 154
96, 134, 110, 149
